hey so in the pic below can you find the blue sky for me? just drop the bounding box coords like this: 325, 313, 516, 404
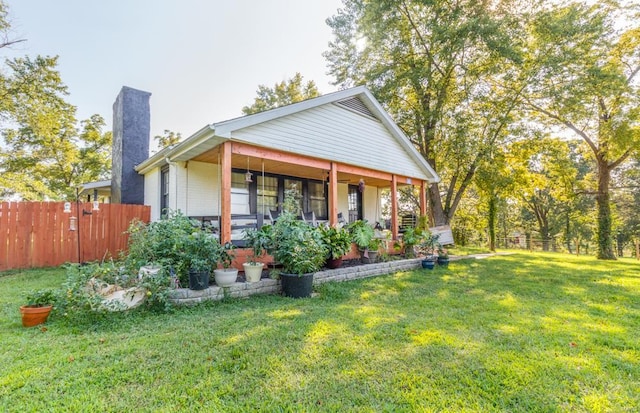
4, 0, 344, 140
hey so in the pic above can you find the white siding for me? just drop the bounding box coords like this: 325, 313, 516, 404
174, 162, 188, 212
144, 167, 161, 221
231, 103, 427, 180
337, 183, 349, 218
186, 161, 220, 216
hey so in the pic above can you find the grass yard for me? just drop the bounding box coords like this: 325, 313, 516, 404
1, 253, 639, 412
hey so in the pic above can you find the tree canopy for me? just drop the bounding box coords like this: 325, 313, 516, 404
242, 73, 320, 115
0, 2, 111, 200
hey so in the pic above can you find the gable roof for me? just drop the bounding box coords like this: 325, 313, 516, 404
136, 86, 439, 183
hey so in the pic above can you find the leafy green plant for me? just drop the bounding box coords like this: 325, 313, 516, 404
270, 191, 328, 276
243, 225, 273, 263
401, 227, 426, 258
418, 232, 440, 258
124, 210, 200, 282
217, 242, 236, 269
347, 220, 375, 250
181, 231, 221, 272
319, 225, 353, 259
25, 289, 57, 307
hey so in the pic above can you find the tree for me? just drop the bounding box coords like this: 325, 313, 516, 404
325, 0, 530, 226
154, 129, 182, 150
242, 73, 320, 115
522, 1, 640, 259
0, 1, 25, 50
0, 3, 112, 200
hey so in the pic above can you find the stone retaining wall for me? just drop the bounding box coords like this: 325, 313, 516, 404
169, 257, 425, 306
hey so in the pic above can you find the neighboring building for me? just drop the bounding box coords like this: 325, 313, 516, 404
112, 85, 440, 245
77, 180, 112, 203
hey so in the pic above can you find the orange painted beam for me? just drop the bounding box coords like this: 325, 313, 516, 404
329, 162, 338, 226
420, 180, 427, 216
231, 142, 331, 170
336, 164, 392, 181
221, 141, 232, 244
391, 175, 399, 240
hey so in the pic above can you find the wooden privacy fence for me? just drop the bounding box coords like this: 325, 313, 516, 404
0, 202, 150, 271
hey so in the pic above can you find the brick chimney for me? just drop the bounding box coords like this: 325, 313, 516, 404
111, 86, 151, 205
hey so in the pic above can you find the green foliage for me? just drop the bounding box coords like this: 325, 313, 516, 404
347, 220, 375, 250
125, 211, 201, 285
25, 288, 56, 307
181, 231, 223, 272
271, 212, 327, 275
242, 72, 320, 115
243, 225, 273, 263
522, 1, 640, 259
325, 0, 528, 225
318, 225, 353, 259
153, 129, 181, 150
0, 55, 111, 200
270, 190, 328, 275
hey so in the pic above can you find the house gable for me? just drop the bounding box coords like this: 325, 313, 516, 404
231, 101, 428, 180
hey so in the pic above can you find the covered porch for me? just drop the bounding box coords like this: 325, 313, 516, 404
187, 140, 428, 245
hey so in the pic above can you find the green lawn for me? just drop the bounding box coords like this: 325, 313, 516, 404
1, 253, 639, 412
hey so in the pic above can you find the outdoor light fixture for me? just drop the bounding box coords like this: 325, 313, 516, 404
69, 216, 77, 231
92, 201, 100, 211
245, 157, 253, 183
358, 179, 365, 193
63, 202, 72, 213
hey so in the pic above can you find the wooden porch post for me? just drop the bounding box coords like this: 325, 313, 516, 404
220, 141, 232, 244
420, 180, 427, 217
391, 174, 399, 240
329, 162, 338, 227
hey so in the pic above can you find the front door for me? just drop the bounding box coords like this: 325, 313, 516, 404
348, 185, 362, 223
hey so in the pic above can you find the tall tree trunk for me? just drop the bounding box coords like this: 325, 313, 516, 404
565, 211, 572, 254
429, 183, 447, 225
596, 161, 616, 259
541, 223, 550, 252
488, 195, 496, 252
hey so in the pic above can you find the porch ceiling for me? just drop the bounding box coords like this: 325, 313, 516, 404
192, 147, 402, 188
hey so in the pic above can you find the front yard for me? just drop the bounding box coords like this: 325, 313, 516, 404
1, 253, 638, 411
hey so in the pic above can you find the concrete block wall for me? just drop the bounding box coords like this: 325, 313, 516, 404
168, 258, 424, 306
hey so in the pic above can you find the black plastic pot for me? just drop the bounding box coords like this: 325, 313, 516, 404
421, 259, 436, 270
437, 257, 449, 267
280, 272, 314, 298
188, 270, 210, 290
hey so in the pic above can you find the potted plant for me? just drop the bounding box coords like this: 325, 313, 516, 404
271, 188, 328, 298
348, 220, 376, 263
181, 231, 220, 290
242, 226, 272, 282
437, 246, 450, 267
418, 232, 440, 270
401, 226, 424, 258
20, 289, 56, 327
213, 242, 238, 287
319, 225, 352, 269
364, 238, 383, 264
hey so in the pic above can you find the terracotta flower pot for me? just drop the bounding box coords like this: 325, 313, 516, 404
20, 305, 53, 327
326, 257, 343, 269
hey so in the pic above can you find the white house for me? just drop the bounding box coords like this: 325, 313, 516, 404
128, 86, 439, 246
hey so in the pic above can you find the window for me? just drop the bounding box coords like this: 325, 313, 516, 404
160, 166, 169, 214
348, 185, 362, 223
257, 175, 278, 216
284, 178, 303, 214
308, 181, 327, 220
231, 169, 328, 221
231, 172, 250, 214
